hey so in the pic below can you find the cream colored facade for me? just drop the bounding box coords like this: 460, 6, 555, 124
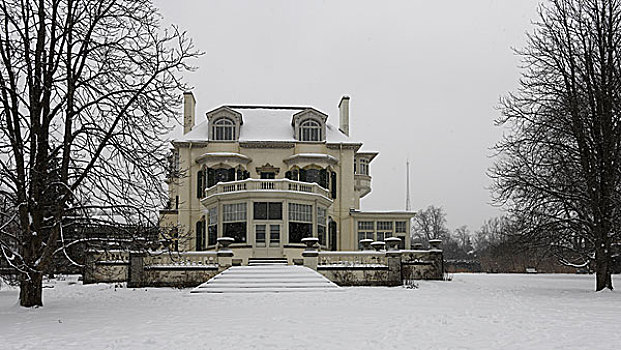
160, 93, 414, 260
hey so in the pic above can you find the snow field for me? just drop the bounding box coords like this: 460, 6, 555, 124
0, 274, 619, 350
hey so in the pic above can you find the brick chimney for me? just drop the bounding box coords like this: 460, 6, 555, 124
338, 95, 350, 136
183, 92, 196, 134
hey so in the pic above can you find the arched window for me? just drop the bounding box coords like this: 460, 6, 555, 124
213, 118, 235, 141
299, 120, 321, 141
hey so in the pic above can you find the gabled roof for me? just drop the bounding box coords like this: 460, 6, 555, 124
175, 105, 357, 144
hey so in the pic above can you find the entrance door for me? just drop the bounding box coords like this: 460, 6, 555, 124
254, 223, 282, 258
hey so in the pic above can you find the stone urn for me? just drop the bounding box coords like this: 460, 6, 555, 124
359, 238, 374, 251
370, 241, 386, 251
217, 237, 235, 250
384, 237, 401, 251
429, 239, 442, 250
301, 237, 319, 250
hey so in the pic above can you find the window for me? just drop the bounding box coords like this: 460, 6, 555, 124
357, 221, 375, 249
207, 168, 236, 187
395, 221, 407, 233
223, 203, 246, 222
254, 202, 282, 220
223, 203, 247, 243
213, 118, 235, 141
260, 172, 275, 179
208, 207, 218, 246
299, 120, 321, 141
255, 225, 266, 247
197, 170, 205, 198
377, 221, 393, 242
358, 221, 374, 231
318, 207, 327, 246
196, 219, 207, 251
288, 203, 312, 243
270, 225, 280, 246
358, 159, 369, 175
289, 203, 312, 222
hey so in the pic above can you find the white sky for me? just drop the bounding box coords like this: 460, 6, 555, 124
153, 0, 541, 232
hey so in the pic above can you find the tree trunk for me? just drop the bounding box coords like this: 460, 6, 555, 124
19, 272, 43, 307
595, 245, 613, 291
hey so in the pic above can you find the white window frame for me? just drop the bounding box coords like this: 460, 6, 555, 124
299, 119, 321, 142
288, 203, 312, 222
213, 118, 236, 141
223, 203, 246, 222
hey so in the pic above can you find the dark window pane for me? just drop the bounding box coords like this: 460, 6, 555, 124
254, 202, 267, 220
289, 222, 312, 243
319, 169, 328, 188
305, 169, 320, 184
196, 221, 203, 251
331, 172, 337, 199
318, 225, 326, 246
207, 168, 216, 188
270, 225, 280, 246
208, 225, 217, 246
329, 221, 337, 251
197, 170, 204, 198
215, 168, 234, 184
224, 222, 246, 243
268, 202, 282, 220
260, 172, 275, 179
256, 225, 266, 247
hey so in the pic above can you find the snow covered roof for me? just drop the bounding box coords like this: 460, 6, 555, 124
175, 106, 357, 144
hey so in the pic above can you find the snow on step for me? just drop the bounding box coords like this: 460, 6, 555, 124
191, 265, 340, 293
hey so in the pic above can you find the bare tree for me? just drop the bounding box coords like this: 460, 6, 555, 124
491, 0, 621, 290
411, 205, 450, 246
0, 0, 200, 306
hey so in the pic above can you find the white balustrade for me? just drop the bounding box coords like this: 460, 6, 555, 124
204, 178, 331, 199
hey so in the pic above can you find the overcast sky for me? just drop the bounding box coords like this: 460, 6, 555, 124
153, 0, 541, 232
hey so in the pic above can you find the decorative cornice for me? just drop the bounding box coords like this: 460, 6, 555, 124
283, 153, 338, 166
256, 163, 280, 175
239, 141, 295, 149
195, 152, 252, 165
326, 143, 363, 150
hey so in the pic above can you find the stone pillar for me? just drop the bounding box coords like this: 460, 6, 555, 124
301, 237, 319, 270
386, 251, 402, 287
217, 237, 234, 271
428, 239, 444, 280
385, 237, 402, 286
128, 252, 146, 288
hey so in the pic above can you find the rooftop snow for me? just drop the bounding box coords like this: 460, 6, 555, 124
175, 106, 356, 143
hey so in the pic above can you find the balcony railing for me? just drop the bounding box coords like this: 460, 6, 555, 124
204, 178, 331, 200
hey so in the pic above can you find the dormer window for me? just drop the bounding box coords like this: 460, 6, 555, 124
213, 118, 235, 141
300, 120, 321, 142
292, 109, 327, 142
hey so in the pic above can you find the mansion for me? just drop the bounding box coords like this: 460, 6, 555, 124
160, 93, 414, 261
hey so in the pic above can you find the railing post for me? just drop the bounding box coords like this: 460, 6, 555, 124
301, 237, 319, 270
217, 237, 235, 271
385, 237, 402, 286
128, 252, 146, 288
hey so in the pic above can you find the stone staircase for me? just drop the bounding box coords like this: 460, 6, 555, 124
191, 263, 340, 293
247, 257, 288, 266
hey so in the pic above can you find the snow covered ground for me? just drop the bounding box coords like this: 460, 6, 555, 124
0, 274, 619, 350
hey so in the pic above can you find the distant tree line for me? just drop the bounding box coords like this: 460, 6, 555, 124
411, 205, 620, 274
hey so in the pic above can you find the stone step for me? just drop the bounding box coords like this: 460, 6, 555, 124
191, 265, 340, 293
192, 287, 338, 293
206, 278, 334, 284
